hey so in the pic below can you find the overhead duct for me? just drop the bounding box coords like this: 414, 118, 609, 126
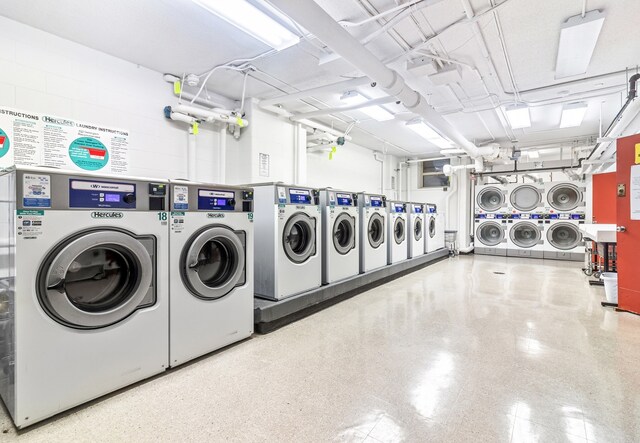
268, 0, 481, 160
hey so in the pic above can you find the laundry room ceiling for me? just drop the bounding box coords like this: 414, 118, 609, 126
1, 0, 639, 157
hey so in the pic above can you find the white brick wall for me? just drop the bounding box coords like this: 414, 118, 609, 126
0, 16, 221, 182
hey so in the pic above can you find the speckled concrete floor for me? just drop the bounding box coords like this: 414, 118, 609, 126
2, 255, 640, 442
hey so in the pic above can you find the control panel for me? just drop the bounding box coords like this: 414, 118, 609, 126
289, 188, 312, 205
426, 204, 437, 213
369, 195, 385, 207
392, 203, 406, 213
198, 189, 236, 211
69, 179, 137, 209
413, 204, 424, 213
336, 192, 356, 207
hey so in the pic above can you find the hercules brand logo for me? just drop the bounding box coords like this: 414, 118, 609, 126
91, 211, 124, 219
207, 213, 225, 218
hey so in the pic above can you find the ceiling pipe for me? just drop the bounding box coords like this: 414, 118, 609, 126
259, 77, 372, 107
289, 96, 398, 121
269, 0, 481, 160
259, 104, 352, 140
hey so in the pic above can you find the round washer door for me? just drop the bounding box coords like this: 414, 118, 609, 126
38, 230, 154, 329
547, 184, 582, 211
547, 222, 582, 250
510, 222, 541, 248
429, 216, 436, 238
477, 187, 505, 212
394, 217, 406, 244
283, 212, 317, 264
333, 212, 356, 255
368, 213, 385, 249
182, 226, 246, 300
476, 222, 505, 246
510, 185, 542, 212
413, 216, 423, 241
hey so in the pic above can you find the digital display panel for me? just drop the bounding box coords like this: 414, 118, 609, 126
198, 189, 235, 211
289, 189, 312, 204
105, 194, 121, 202
393, 203, 404, 213
414, 205, 423, 213
337, 193, 352, 206
370, 196, 383, 207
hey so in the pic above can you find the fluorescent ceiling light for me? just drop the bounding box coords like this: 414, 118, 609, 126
555, 10, 606, 79
526, 150, 540, 159
560, 102, 588, 128
194, 0, 300, 50
504, 104, 531, 129
340, 91, 395, 121
406, 119, 452, 149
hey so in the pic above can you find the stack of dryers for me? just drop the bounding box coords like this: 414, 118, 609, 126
407, 203, 425, 258
425, 203, 445, 253
0, 167, 169, 429
474, 184, 509, 256
543, 181, 586, 261
506, 183, 545, 258
168, 181, 254, 368
358, 193, 387, 273
252, 184, 322, 300
387, 201, 408, 264
319, 189, 360, 284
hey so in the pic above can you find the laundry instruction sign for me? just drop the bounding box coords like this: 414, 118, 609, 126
0, 107, 129, 173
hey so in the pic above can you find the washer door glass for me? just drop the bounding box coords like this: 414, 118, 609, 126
547, 184, 582, 211
429, 216, 436, 238
283, 212, 316, 264
333, 212, 356, 255
510, 185, 542, 212
38, 230, 154, 329
413, 216, 423, 241
547, 222, 582, 250
477, 187, 505, 212
182, 226, 246, 299
476, 222, 505, 246
368, 213, 384, 249
394, 217, 405, 244
510, 222, 541, 248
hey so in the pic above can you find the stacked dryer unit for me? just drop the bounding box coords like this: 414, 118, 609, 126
506, 183, 545, 258
407, 202, 425, 258
474, 184, 509, 256
0, 167, 169, 428
168, 181, 254, 367
543, 181, 586, 261
252, 184, 322, 300
358, 193, 387, 273
387, 201, 408, 264
425, 203, 445, 253
319, 189, 360, 284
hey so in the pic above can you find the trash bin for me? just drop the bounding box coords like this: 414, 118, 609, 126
601, 272, 618, 304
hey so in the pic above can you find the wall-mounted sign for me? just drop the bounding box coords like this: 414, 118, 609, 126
259, 152, 270, 177
0, 106, 129, 173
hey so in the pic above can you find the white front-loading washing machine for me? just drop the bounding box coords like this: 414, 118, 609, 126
387, 201, 408, 264
544, 181, 586, 214
425, 203, 445, 253
474, 213, 508, 256
319, 189, 359, 284
0, 167, 169, 428
543, 213, 585, 261
475, 184, 508, 215
358, 193, 387, 273
407, 202, 425, 258
253, 184, 322, 300
168, 181, 254, 367
506, 213, 545, 258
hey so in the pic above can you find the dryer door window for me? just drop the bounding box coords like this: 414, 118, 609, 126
546, 222, 583, 250
429, 216, 436, 238
283, 212, 317, 264
476, 222, 505, 246
547, 184, 582, 211
394, 217, 405, 244
182, 226, 246, 300
38, 230, 155, 329
510, 221, 541, 248
413, 216, 423, 241
477, 187, 505, 212
367, 213, 384, 249
333, 213, 356, 255
510, 185, 542, 212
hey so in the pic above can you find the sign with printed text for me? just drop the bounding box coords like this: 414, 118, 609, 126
0, 106, 129, 173
635, 143, 640, 165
